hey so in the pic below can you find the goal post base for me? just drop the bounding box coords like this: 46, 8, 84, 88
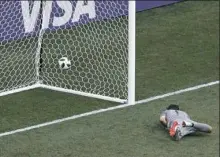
0, 83, 127, 104
39, 84, 127, 104
0, 84, 41, 97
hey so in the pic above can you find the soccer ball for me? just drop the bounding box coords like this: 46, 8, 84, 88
58, 57, 71, 70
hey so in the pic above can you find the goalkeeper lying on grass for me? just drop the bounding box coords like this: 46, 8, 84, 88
159, 104, 212, 141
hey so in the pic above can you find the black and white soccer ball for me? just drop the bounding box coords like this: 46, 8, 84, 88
58, 57, 71, 70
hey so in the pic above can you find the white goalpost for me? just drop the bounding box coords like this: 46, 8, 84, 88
0, 0, 135, 104
128, 1, 136, 104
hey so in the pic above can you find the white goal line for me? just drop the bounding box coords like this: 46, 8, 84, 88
0, 80, 219, 138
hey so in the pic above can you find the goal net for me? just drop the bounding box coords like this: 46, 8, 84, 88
0, 0, 135, 103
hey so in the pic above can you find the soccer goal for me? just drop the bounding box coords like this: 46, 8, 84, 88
0, 0, 135, 104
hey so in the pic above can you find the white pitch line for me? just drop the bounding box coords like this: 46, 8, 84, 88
0, 80, 219, 138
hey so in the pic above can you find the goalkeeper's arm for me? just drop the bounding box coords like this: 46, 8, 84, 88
159, 111, 168, 128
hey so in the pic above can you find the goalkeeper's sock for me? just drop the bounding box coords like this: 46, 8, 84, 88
182, 121, 194, 127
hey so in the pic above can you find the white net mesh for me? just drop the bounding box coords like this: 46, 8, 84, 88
0, 1, 41, 93
0, 1, 128, 100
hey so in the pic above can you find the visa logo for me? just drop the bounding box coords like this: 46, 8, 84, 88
21, 1, 96, 33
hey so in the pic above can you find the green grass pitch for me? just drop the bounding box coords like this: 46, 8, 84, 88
0, 1, 219, 157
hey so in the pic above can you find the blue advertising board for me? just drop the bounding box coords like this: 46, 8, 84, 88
0, 0, 181, 42
136, 1, 181, 12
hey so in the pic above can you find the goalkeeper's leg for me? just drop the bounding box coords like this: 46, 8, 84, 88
171, 120, 212, 140
182, 120, 212, 133
192, 121, 212, 133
